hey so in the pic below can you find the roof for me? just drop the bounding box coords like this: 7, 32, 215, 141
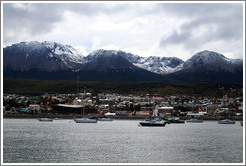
56, 104, 83, 108
158, 107, 174, 110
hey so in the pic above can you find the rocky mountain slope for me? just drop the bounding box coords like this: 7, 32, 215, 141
3, 41, 243, 83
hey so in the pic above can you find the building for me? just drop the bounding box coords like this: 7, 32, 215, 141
52, 104, 83, 115
52, 104, 98, 115
156, 106, 174, 117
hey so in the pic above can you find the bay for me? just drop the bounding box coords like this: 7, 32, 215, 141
2, 119, 244, 163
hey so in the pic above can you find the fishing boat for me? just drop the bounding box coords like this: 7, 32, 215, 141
39, 118, 53, 122
218, 119, 235, 124
139, 117, 167, 127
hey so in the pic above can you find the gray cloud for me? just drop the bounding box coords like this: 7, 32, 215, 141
159, 3, 243, 57
3, 3, 132, 45
2, 2, 244, 60
3, 3, 65, 45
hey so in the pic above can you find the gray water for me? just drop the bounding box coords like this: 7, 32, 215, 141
3, 119, 244, 163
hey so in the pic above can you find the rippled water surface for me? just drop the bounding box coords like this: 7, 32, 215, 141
3, 119, 244, 163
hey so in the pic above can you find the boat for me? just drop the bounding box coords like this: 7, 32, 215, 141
74, 118, 98, 123
74, 105, 98, 123
218, 119, 235, 124
139, 117, 167, 127
98, 117, 113, 121
166, 117, 185, 124
39, 118, 53, 122
186, 118, 203, 123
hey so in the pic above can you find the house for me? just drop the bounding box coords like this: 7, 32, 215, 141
156, 106, 174, 117
29, 104, 41, 114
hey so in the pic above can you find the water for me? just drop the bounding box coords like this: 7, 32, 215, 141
3, 119, 244, 163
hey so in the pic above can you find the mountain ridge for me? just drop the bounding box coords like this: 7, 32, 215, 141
3, 41, 243, 83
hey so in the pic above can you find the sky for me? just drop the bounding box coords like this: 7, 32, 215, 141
2, 2, 244, 60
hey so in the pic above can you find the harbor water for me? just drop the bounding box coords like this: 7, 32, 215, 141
3, 119, 244, 163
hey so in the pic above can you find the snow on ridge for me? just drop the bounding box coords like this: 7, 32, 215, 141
7, 41, 242, 75
42, 41, 84, 64
131, 55, 184, 74
86, 49, 185, 74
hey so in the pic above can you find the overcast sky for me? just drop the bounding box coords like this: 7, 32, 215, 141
2, 2, 244, 60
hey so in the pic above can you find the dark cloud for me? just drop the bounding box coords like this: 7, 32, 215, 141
3, 3, 65, 44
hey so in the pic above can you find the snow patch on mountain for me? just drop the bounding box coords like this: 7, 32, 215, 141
125, 55, 184, 74
85, 49, 184, 74
42, 41, 85, 64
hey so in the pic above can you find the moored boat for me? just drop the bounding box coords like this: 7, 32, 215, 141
139, 117, 166, 127
74, 118, 98, 123
166, 117, 185, 124
218, 119, 235, 124
39, 118, 53, 122
98, 117, 113, 121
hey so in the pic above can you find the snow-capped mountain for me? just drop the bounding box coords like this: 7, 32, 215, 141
3, 41, 243, 83
3, 41, 84, 72
170, 50, 243, 83
85, 49, 184, 74
78, 49, 162, 82
181, 50, 243, 73
42, 41, 84, 64
82, 49, 138, 71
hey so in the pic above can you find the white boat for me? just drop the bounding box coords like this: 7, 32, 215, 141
39, 118, 53, 122
139, 117, 166, 127
98, 117, 113, 121
186, 118, 203, 123
167, 117, 185, 123
74, 118, 98, 123
74, 105, 98, 123
218, 119, 235, 124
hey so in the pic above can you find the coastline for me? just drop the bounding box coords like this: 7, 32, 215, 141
3, 114, 243, 121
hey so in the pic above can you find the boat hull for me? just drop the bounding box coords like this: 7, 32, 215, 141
218, 120, 235, 124
39, 118, 53, 122
139, 121, 166, 127
74, 118, 98, 123
186, 119, 203, 123
167, 120, 185, 123
98, 118, 113, 121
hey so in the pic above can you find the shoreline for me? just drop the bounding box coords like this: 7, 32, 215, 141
3, 114, 243, 121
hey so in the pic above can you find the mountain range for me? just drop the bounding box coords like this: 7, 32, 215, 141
3, 41, 243, 83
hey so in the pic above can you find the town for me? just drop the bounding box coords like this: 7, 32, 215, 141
3, 90, 243, 121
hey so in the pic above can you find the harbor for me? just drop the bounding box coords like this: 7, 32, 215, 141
3, 118, 243, 163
